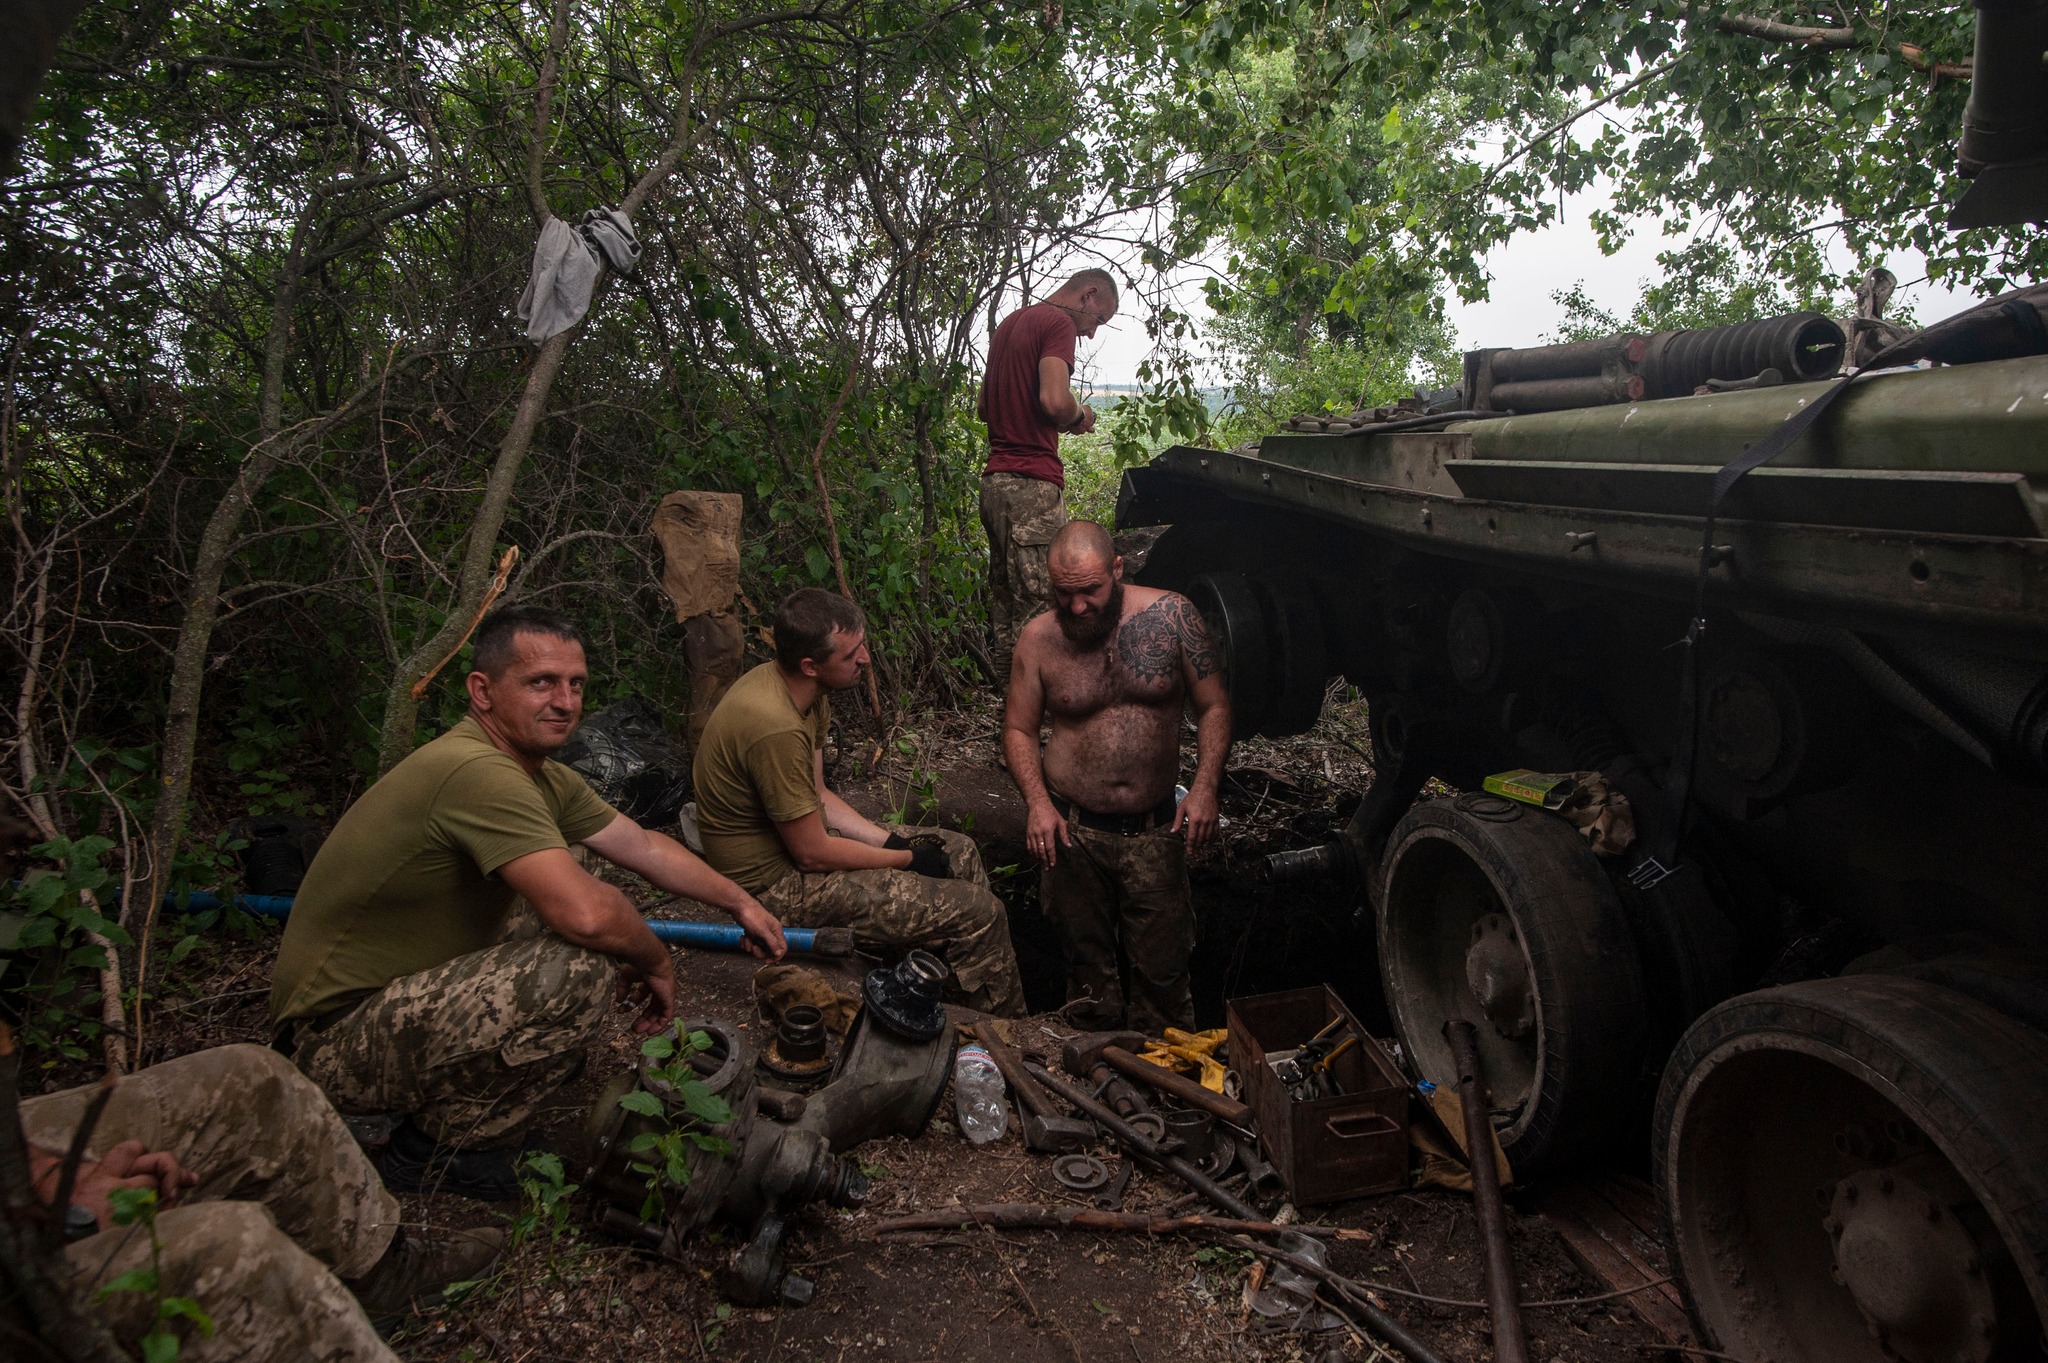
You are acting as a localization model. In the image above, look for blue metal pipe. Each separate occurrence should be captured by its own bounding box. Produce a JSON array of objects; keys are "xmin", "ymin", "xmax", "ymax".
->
[{"xmin": 171, "ymin": 891, "xmax": 837, "ymax": 954}]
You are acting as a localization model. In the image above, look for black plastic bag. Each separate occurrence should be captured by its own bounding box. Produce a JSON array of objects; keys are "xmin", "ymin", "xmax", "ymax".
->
[{"xmin": 557, "ymin": 695, "xmax": 692, "ymax": 828}]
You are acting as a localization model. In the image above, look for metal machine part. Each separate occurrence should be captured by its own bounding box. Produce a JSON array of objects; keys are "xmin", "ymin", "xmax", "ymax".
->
[
  {"xmin": 1445, "ymin": 1019, "xmax": 1531, "ymax": 1363},
  {"xmin": 1052, "ymin": 1153, "xmax": 1111, "ymax": 1193},
  {"xmin": 584, "ymin": 957, "xmax": 955, "ymax": 1305},
  {"xmin": 1658, "ymin": 975, "xmax": 2048, "ymax": 1363},
  {"xmin": 862, "ymin": 950, "xmax": 949, "ymax": 1041},
  {"xmin": 759, "ymin": 1003, "xmax": 833, "ymax": 1089},
  {"xmin": 1465, "ymin": 313, "xmax": 1846, "ymax": 414}
]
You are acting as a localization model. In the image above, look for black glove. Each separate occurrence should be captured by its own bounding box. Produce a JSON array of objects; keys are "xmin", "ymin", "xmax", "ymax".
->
[
  {"xmin": 906, "ymin": 840, "xmax": 953, "ymax": 880},
  {"xmin": 883, "ymin": 831, "xmax": 912, "ymax": 852}
]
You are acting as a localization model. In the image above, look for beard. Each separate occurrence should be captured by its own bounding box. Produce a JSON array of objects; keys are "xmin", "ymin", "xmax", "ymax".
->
[{"xmin": 1056, "ymin": 580, "xmax": 1124, "ymax": 648}]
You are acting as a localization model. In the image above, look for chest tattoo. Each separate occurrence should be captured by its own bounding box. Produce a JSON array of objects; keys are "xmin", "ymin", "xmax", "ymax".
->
[{"xmin": 1113, "ymin": 595, "xmax": 1222, "ymax": 685}]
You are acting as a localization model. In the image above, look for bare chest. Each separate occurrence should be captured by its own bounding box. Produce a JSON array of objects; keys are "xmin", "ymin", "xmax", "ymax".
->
[{"xmin": 1042, "ymin": 628, "xmax": 1183, "ymax": 719}]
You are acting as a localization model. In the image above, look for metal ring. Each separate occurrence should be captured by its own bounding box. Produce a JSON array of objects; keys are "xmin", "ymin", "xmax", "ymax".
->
[
  {"xmin": 1454, "ymin": 792, "xmax": 1523, "ymax": 822},
  {"xmin": 1128, "ymin": 1112, "xmax": 1168, "ymax": 1145},
  {"xmin": 1052, "ymin": 1154, "xmax": 1111, "ymax": 1192}
]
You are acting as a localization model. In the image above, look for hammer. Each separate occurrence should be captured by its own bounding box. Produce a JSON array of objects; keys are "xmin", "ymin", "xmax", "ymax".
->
[
  {"xmin": 1063, "ymin": 1031, "xmax": 1253, "ymax": 1130},
  {"xmin": 972, "ymin": 1022, "xmax": 1094, "ymax": 1154},
  {"xmin": 1057, "ymin": 1030, "xmax": 1154, "ymax": 1121}
]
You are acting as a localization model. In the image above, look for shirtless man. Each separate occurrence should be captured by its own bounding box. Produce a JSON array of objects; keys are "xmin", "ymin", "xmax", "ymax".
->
[{"xmin": 1002, "ymin": 520, "xmax": 1231, "ymax": 1032}]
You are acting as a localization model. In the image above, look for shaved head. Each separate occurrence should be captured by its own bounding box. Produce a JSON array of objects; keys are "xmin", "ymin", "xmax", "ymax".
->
[{"xmin": 1048, "ymin": 520, "xmax": 1115, "ymax": 571}]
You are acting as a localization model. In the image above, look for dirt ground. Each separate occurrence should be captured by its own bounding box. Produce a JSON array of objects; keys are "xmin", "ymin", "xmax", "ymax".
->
[{"xmin": 119, "ymin": 693, "xmax": 1681, "ymax": 1363}]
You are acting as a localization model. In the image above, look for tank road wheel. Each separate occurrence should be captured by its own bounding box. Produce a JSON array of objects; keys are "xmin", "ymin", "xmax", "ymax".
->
[
  {"xmin": 1187, "ymin": 572, "xmax": 1274, "ymax": 733},
  {"xmin": 1657, "ymin": 976, "xmax": 2048, "ymax": 1363},
  {"xmin": 1258, "ymin": 577, "xmax": 1328, "ymax": 738},
  {"xmin": 1378, "ymin": 795, "xmax": 1647, "ymax": 1171}
]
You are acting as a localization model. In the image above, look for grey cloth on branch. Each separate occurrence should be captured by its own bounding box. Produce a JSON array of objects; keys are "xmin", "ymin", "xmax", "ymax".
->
[{"xmin": 515, "ymin": 209, "xmax": 641, "ymax": 343}]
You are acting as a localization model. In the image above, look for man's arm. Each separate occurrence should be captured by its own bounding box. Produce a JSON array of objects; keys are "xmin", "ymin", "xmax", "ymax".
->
[
  {"xmin": 583, "ymin": 814, "xmax": 786, "ymax": 960},
  {"xmin": 1036, "ymin": 356, "xmax": 1093, "ymax": 434},
  {"xmin": 1168, "ymin": 595, "xmax": 1232, "ymax": 850},
  {"xmin": 28, "ymin": 1140, "xmax": 198, "ymax": 1232},
  {"xmin": 775, "ymin": 810, "xmax": 913, "ymax": 873},
  {"xmin": 496, "ymin": 846, "xmax": 679, "ymax": 1033},
  {"xmin": 815, "ymin": 750, "xmax": 894, "ymax": 847},
  {"xmin": 1001, "ymin": 635, "xmax": 1071, "ymax": 866}
]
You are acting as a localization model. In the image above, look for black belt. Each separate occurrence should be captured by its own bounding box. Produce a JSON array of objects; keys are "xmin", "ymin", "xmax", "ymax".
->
[{"xmin": 1049, "ymin": 790, "xmax": 1177, "ymax": 837}]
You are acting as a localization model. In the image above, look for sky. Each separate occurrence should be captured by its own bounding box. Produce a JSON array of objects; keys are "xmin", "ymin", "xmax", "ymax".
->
[{"xmin": 1074, "ymin": 179, "xmax": 1980, "ymax": 390}]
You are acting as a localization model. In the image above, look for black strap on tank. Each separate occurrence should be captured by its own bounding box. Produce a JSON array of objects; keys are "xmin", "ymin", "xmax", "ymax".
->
[{"xmin": 1643, "ymin": 285, "xmax": 2048, "ymax": 884}]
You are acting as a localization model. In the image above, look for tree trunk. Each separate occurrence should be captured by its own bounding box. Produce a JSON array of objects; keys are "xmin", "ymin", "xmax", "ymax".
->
[
  {"xmin": 138, "ymin": 215, "xmax": 309, "ymax": 999},
  {"xmin": 375, "ymin": 327, "xmax": 573, "ymax": 772}
]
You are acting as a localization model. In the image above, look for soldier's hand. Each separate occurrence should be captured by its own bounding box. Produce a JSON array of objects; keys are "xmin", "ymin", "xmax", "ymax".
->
[
  {"xmin": 906, "ymin": 840, "xmax": 952, "ymax": 880},
  {"xmin": 731, "ymin": 898, "xmax": 787, "ymax": 961},
  {"xmin": 1173, "ymin": 786, "xmax": 1221, "ymax": 851},
  {"xmin": 1026, "ymin": 800, "xmax": 1071, "ymax": 867},
  {"xmin": 68, "ymin": 1140, "xmax": 199, "ymax": 1229},
  {"xmin": 617, "ymin": 963, "xmax": 678, "ymax": 1036},
  {"xmin": 1071, "ymin": 404, "xmax": 1098, "ymax": 435}
]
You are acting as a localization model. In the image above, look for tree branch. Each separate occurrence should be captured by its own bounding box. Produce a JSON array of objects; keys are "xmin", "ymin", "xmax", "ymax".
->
[{"xmin": 1716, "ymin": 12, "xmax": 1861, "ymax": 48}]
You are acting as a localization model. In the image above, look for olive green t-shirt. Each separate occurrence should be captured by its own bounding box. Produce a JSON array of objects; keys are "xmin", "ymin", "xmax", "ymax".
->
[
  {"xmin": 268, "ymin": 716, "xmax": 619, "ymax": 1026},
  {"xmin": 691, "ymin": 662, "xmax": 830, "ymax": 894}
]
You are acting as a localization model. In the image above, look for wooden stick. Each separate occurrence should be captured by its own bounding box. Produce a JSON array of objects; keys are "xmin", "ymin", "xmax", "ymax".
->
[
  {"xmin": 410, "ymin": 544, "xmax": 519, "ymax": 700},
  {"xmin": 872, "ymin": 1203, "xmax": 1366, "ymax": 1241}
]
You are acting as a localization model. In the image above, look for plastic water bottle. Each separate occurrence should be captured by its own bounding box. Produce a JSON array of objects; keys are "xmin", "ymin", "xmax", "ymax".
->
[{"xmin": 952, "ymin": 1045, "xmax": 1008, "ymax": 1145}]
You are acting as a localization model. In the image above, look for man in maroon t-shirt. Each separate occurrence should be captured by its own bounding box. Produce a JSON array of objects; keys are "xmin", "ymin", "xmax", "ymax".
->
[{"xmin": 976, "ymin": 268, "xmax": 1119, "ymax": 674}]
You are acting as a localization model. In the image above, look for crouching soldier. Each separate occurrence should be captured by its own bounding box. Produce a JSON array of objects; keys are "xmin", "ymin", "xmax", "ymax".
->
[
  {"xmin": 15, "ymin": 1043, "xmax": 498, "ymax": 1361},
  {"xmin": 692, "ymin": 589, "xmax": 1026, "ymax": 1016},
  {"xmin": 269, "ymin": 605, "xmax": 785, "ymax": 1200}
]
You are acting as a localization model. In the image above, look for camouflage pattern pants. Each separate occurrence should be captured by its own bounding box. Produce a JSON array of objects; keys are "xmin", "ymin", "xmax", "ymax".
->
[
  {"xmin": 294, "ymin": 930, "xmax": 613, "ymax": 1148},
  {"xmin": 760, "ymin": 827, "xmax": 1026, "ymax": 1016},
  {"xmin": 1041, "ymin": 822, "xmax": 1196, "ymax": 1035},
  {"xmin": 978, "ymin": 471, "xmax": 1067, "ymax": 671},
  {"xmin": 21, "ymin": 1044, "xmax": 400, "ymax": 1363}
]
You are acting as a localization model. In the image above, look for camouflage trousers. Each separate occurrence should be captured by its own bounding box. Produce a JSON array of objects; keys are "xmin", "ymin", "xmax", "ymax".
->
[
  {"xmin": 293, "ymin": 930, "xmax": 613, "ymax": 1148},
  {"xmin": 759, "ymin": 826, "xmax": 1026, "ymax": 1016},
  {"xmin": 1041, "ymin": 821, "xmax": 1197, "ymax": 1035},
  {"xmin": 978, "ymin": 471, "xmax": 1067, "ymax": 672},
  {"xmin": 21, "ymin": 1044, "xmax": 400, "ymax": 1363}
]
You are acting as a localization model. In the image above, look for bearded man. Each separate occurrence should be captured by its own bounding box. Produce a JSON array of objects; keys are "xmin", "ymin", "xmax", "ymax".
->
[{"xmin": 1000, "ymin": 520, "xmax": 1231, "ymax": 1032}]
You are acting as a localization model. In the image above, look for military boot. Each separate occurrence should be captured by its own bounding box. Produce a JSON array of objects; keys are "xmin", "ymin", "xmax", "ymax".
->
[
  {"xmin": 348, "ymin": 1225, "xmax": 506, "ymax": 1325},
  {"xmin": 378, "ymin": 1117, "xmax": 529, "ymax": 1202}
]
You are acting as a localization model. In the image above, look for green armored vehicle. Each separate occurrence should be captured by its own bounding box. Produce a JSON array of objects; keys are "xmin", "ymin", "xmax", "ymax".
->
[{"xmin": 1118, "ymin": 12, "xmax": 2048, "ymax": 1359}]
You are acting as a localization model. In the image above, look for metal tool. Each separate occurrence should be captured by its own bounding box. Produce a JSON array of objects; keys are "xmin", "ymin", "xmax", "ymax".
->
[
  {"xmin": 1025, "ymin": 1060, "xmax": 1444, "ymax": 1363},
  {"xmin": 1062, "ymin": 1031, "xmax": 1255, "ymax": 1128},
  {"xmin": 972, "ymin": 1021, "xmax": 1093, "ymax": 1153},
  {"xmin": 1445, "ymin": 1018, "xmax": 1530, "ymax": 1363},
  {"xmin": 1053, "ymin": 1032, "xmax": 1154, "ymax": 1123}
]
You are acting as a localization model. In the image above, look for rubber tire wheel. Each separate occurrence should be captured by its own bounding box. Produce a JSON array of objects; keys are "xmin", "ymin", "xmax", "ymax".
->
[
  {"xmin": 1257, "ymin": 577, "xmax": 1328, "ymax": 738},
  {"xmin": 1656, "ymin": 974, "xmax": 2048, "ymax": 1362},
  {"xmin": 1186, "ymin": 571, "xmax": 1272, "ymax": 735},
  {"xmin": 1379, "ymin": 796, "xmax": 1648, "ymax": 1172}
]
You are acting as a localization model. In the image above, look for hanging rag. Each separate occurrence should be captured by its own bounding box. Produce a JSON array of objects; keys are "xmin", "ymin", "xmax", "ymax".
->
[
  {"xmin": 581, "ymin": 207, "xmax": 641, "ymax": 273},
  {"xmin": 517, "ymin": 215, "xmax": 600, "ymax": 343},
  {"xmin": 514, "ymin": 208, "xmax": 642, "ymax": 343}
]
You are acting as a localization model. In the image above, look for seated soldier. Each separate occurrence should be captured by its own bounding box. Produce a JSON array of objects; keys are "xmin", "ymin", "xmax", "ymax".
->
[
  {"xmin": 269, "ymin": 604, "xmax": 785, "ymax": 1200},
  {"xmin": 16, "ymin": 1042, "xmax": 497, "ymax": 1362},
  {"xmin": 692, "ymin": 589, "xmax": 1025, "ymax": 1016}
]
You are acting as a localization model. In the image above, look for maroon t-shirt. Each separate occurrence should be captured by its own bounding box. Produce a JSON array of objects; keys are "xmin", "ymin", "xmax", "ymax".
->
[{"xmin": 981, "ymin": 302, "xmax": 1078, "ymax": 487}]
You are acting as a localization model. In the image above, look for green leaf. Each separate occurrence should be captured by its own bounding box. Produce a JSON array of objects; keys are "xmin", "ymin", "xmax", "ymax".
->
[
  {"xmin": 618, "ymin": 1090, "xmax": 664, "ymax": 1117},
  {"xmin": 675, "ymin": 1084, "xmax": 734, "ymax": 1126},
  {"xmin": 159, "ymin": 1297, "xmax": 216, "ymax": 1337},
  {"xmin": 108, "ymin": 1186, "xmax": 157, "ymax": 1225},
  {"xmin": 97, "ymin": 1268, "xmax": 160, "ymax": 1298},
  {"xmin": 639, "ymin": 1034, "xmax": 675, "ymax": 1060},
  {"xmin": 141, "ymin": 1329, "xmax": 180, "ymax": 1363}
]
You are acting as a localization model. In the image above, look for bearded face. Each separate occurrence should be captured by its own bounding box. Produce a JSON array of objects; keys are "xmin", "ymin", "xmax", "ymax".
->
[{"xmin": 1056, "ymin": 577, "xmax": 1124, "ymax": 647}]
